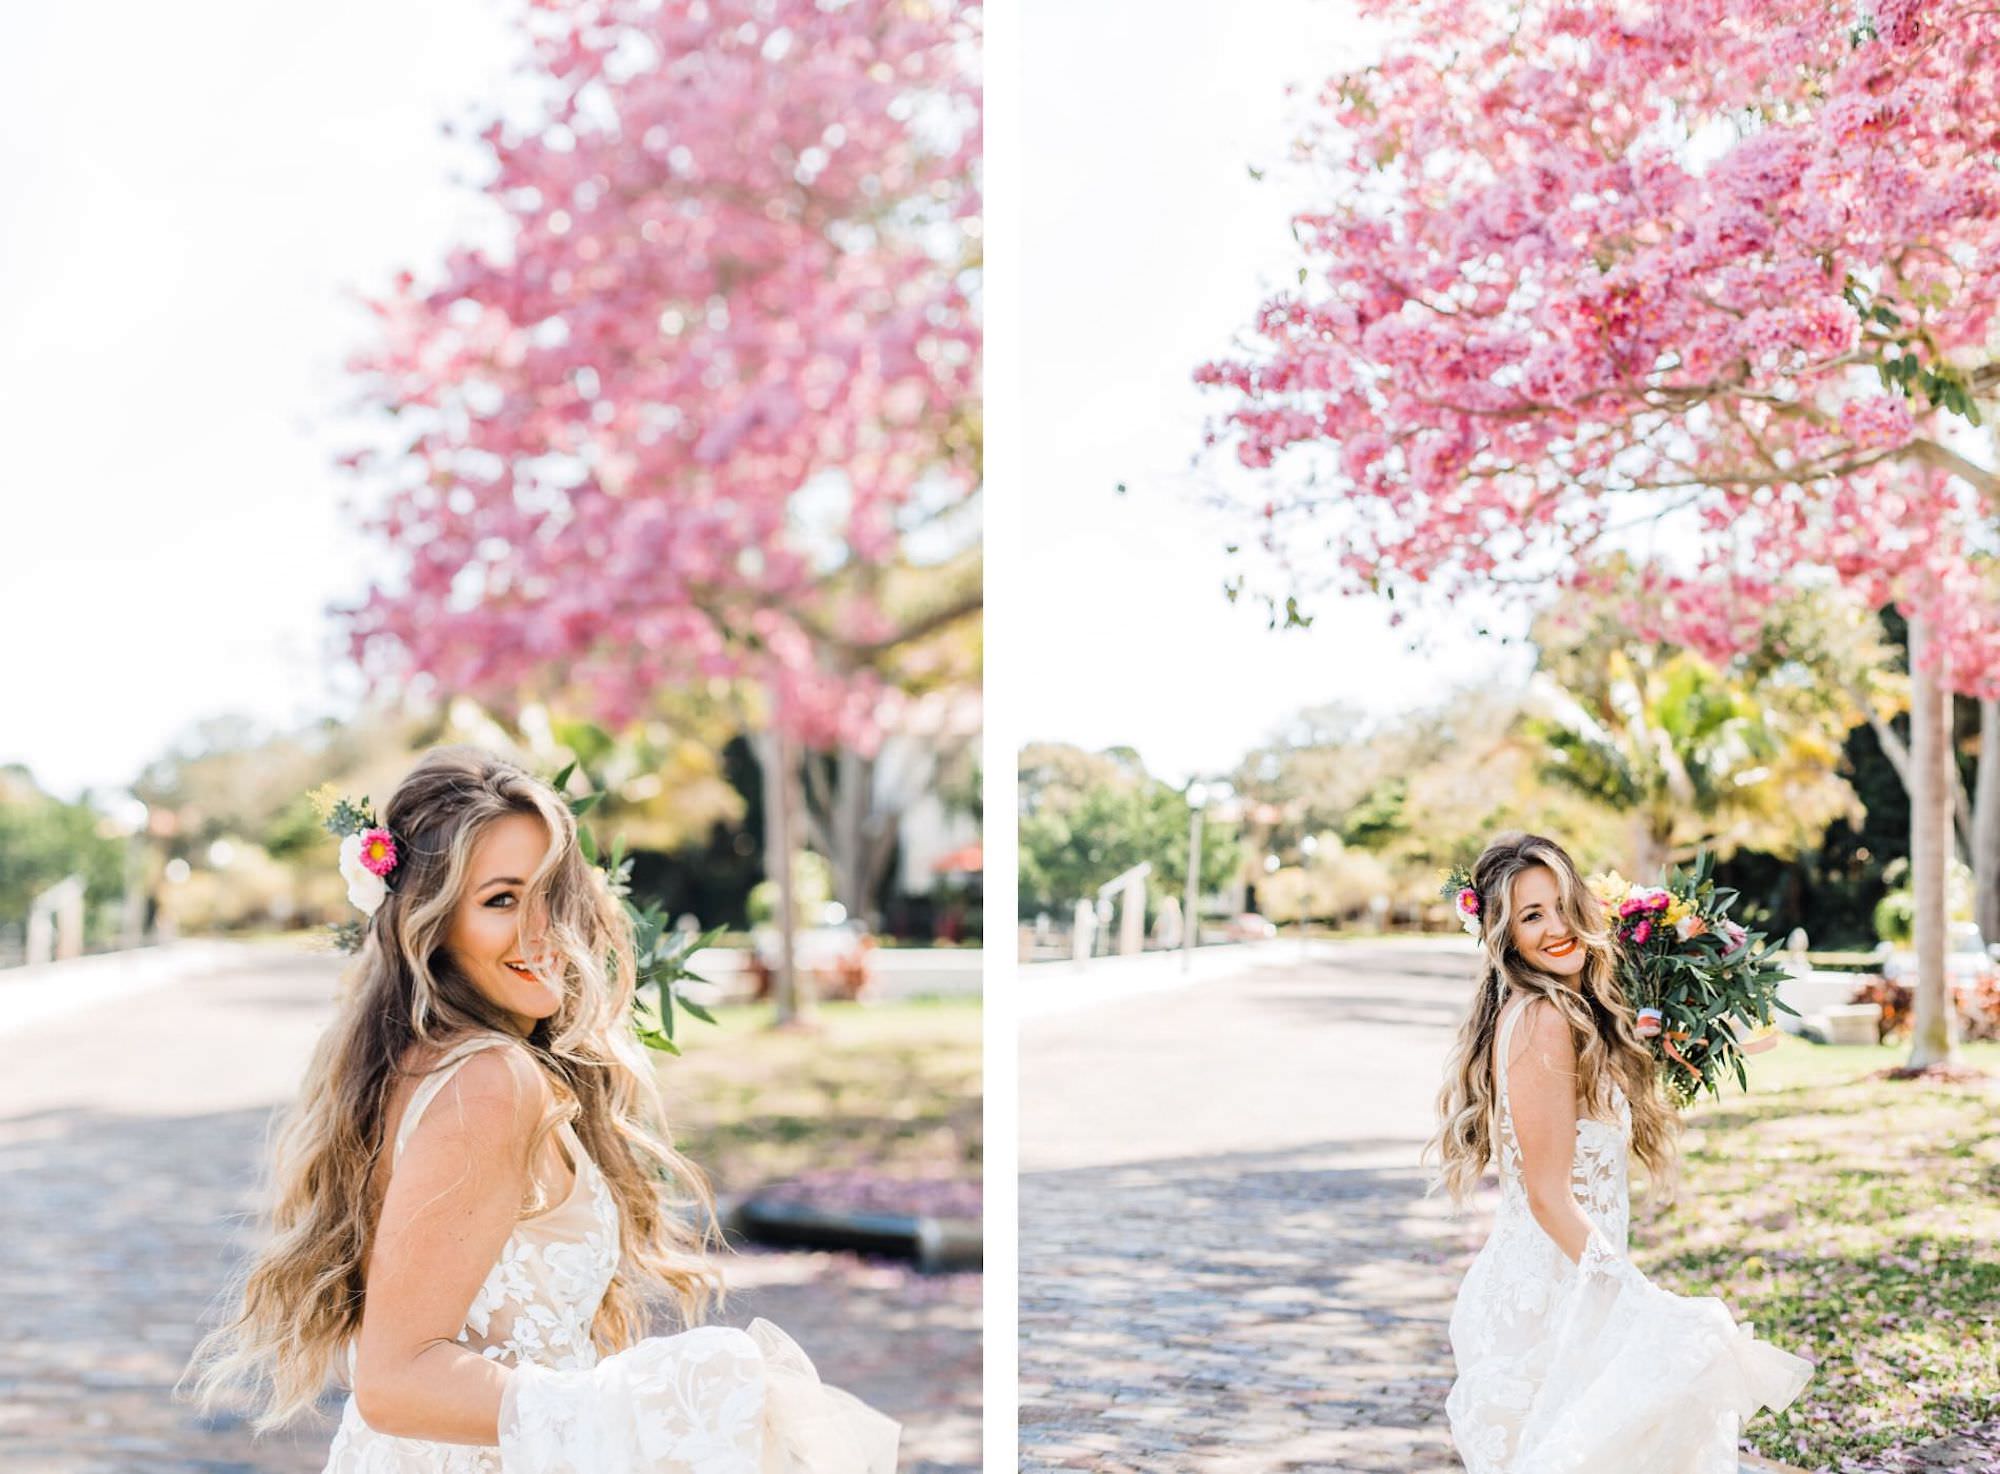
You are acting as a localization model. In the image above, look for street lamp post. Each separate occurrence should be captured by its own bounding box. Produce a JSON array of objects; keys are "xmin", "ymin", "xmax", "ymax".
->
[
  {"xmin": 1300, "ymin": 834, "xmax": 1319, "ymax": 956},
  {"xmin": 1183, "ymin": 782, "xmax": 1208, "ymax": 972}
]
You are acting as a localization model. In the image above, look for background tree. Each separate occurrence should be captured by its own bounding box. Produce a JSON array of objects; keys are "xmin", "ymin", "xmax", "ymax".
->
[
  {"xmin": 1018, "ymin": 743, "xmax": 1240, "ymax": 923},
  {"xmin": 1524, "ymin": 566, "xmax": 1862, "ymax": 875},
  {"xmin": 1230, "ymin": 690, "xmax": 1626, "ymax": 888},
  {"xmin": 338, "ymin": 0, "xmax": 982, "ymax": 1021},
  {"xmin": 0, "ymin": 767, "xmax": 124, "ymax": 943},
  {"xmin": 800, "ymin": 546, "xmax": 982, "ymax": 927},
  {"xmin": 1196, "ymin": 0, "xmax": 2000, "ymax": 1071}
]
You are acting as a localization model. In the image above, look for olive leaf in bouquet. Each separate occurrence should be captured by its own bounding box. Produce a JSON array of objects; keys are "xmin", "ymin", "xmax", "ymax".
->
[
  {"xmin": 1589, "ymin": 851, "xmax": 1799, "ymax": 1108},
  {"xmin": 552, "ymin": 761, "xmax": 723, "ymax": 1056}
]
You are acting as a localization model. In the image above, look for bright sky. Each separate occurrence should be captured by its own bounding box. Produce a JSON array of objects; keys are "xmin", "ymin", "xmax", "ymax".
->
[
  {"xmin": 0, "ymin": 2, "xmax": 1550, "ymax": 802},
  {"xmin": 1019, "ymin": 0, "xmax": 1535, "ymax": 785},
  {"xmin": 0, "ymin": 0, "xmax": 525, "ymax": 802}
]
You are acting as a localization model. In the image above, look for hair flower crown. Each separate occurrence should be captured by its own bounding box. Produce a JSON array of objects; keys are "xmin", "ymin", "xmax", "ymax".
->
[
  {"xmin": 1439, "ymin": 864, "xmax": 1480, "ymax": 937},
  {"xmin": 309, "ymin": 785, "xmax": 400, "ymax": 946}
]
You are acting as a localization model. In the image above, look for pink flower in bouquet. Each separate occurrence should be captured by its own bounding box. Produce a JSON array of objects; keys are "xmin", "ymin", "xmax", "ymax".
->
[{"xmin": 1631, "ymin": 918, "xmax": 1653, "ymax": 945}]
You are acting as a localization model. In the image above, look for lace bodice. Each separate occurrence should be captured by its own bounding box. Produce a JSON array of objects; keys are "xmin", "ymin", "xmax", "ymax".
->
[
  {"xmin": 1491, "ymin": 994, "xmax": 1633, "ymax": 1251},
  {"xmin": 1450, "ymin": 996, "xmax": 1632, "ymax": 1378},
  {"xmin": 323, "ymin": 1035, "xmax": 620, "ymax": 1472}
]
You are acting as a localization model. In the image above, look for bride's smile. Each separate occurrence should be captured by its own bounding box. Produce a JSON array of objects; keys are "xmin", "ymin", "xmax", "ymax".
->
[{"xmin": 1507, "ymin": 866, "xmax": 1590, "ymax": 978}]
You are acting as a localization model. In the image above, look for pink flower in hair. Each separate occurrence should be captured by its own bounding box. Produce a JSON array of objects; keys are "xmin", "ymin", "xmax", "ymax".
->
[{"xmin": 357, "ymin": 827, "xmax": 399, "ymax": 877}]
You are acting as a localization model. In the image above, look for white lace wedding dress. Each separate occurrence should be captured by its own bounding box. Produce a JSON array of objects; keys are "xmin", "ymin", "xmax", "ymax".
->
[
  {"xmin": 323, "ymin": 1034, "xmax": 898, "ymax": 1473},
  {"xmin": 1446, "ymin": 994, "xmax": 1812, "ymax": 1474}
]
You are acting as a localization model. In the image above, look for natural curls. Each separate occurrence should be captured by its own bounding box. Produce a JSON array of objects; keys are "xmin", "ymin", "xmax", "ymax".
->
[
  {"xmin": 1421, "ymin": 832, "xmax": 1681, "ymax": 1215},
  {"xmin": 179, "ymin": 746, "xmax": 723, "ymax": 1429}
]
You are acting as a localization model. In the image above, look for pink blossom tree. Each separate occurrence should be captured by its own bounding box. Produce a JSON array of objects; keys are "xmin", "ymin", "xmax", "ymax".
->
[
  {"xmin": 1197, "ymin": 0, "xmax": 2000, "ymax": 1070},
  {"xmin": 338, "ymin": 0, "xmax": 981, "ymax": 1021}
]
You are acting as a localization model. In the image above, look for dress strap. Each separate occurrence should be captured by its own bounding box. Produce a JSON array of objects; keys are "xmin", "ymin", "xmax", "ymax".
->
[
  {"xmin": 391, "ymin": 1034, "xmax": 520, "ymax": 1167},
  {"xmin": 1495, "ymin": 995, "xmax": 1533, "ymax": 1093},
  {"xmin": 1493, "ymin": 993, "xmax": 1539, "ymax": 1134}
]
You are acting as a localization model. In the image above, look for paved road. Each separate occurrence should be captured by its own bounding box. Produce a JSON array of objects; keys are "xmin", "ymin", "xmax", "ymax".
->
[
  {"xmin": 1019, "ymin": 938, "xmax": 1490, "ymax": 1474},
  {"xmin": 0, "ymin": 943, "xmax": 977, "ymax": 1473},
  {"xmin": 1018, "ymin": 940, "xmax": 2000, "ymax": 1474}
]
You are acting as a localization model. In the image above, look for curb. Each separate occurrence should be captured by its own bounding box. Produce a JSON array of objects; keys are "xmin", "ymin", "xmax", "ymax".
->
[{"xmin": 717, "ymin": 1194, "xmax": 981, "ymax": 1273}]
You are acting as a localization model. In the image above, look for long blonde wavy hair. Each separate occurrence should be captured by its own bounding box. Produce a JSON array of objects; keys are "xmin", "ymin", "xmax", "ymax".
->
[
  {"xmin": 180, "ymin": 744, "xmax": 722, "ymax": 1429},
  {"xmin": 1423, "ymin": 832, "xmax": 1680, "ymax": 1214}
]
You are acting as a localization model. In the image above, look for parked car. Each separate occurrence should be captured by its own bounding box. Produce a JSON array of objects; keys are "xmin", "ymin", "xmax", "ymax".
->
[
  {"xmin": 1877, "ymin": 922, "xmax": 1998, "ymax": 989},
  {"xmin": 1222, "ymin": 912, "xmax": 1278, "ymax": 942}
]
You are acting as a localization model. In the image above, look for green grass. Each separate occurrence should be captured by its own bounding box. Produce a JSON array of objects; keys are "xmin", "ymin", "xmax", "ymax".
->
[
  {"xmin": 1632, "ymin": 1034, "xmax": 2000, "ymax": 1469},
  {"xmin": 642, "ymin": 997, "xmax": 982, "ymax": 1200}
]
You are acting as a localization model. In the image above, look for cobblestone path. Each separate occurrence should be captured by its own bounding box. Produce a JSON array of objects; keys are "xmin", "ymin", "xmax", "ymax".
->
[
  {"xmin": 1020, "ymin": 940, "xmax": 1484, "ymax": 1473},
  {"xmin": 0, "ymin": 943, "xmax": 977, "ymax": 1473}
]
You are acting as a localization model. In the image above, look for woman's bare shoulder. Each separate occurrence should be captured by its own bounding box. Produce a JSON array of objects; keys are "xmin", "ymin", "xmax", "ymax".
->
[
  {"xmin": 385, "ymin": 1035, "xmax": 553, "ymax": 1154},
  {"xmin": 1503, "ymin": 995, "xmax": 1578, "ymax": 1074}
]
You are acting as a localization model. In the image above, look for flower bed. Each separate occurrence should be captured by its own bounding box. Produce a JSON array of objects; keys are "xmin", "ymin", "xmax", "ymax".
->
[{"xmin": 1846, "ymin": 975, "xmax": 2000, "ymax": 1043}]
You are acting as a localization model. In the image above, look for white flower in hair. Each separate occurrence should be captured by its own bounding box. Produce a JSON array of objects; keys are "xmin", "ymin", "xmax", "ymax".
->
[{"xmin": 339, "ymin": 831, "xmax": 390, "ymax": 917}]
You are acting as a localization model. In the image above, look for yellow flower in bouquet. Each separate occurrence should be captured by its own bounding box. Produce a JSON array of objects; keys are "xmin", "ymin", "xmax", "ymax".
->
[{"xmin": 1586, "ymin": 870, "xmax": 1632, "ymax": 909}]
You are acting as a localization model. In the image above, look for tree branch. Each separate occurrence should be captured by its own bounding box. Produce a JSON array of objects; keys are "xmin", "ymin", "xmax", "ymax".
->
[
  {"xmin": 802, "ymin": 586, "xmax": 984, "ymax": 663},
  {"xmin": 1906, "ymin": 437, "xmax": 2000, "ymax": 506}
]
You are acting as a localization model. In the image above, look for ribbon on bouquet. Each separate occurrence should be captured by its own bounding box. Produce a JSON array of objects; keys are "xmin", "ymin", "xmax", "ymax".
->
[
  {"xmin": 1662, "ymin": 1028, "xmax": 1706, "ymax": 1079},
  {"xmin": 1635, "ymin": 1007, "xmax": 1701, "ymax": 1077}
]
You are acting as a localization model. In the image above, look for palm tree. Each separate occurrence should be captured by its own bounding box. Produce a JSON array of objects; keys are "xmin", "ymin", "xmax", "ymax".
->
[{"xmin": 1526, "ymin": 650, "xmax": 1856, "ymax": 879}]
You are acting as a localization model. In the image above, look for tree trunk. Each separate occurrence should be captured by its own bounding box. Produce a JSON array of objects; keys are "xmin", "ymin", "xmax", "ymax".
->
[
  {"xmin": 803, "ymin": 747, "xmax": 902, "ymax": 930},
  {"xmin": 754, "ymin": 728, "xmax": 805, "ymax": 1026},
  {"xmin": 1632, "ymin": 812, "xmax": 1669, "ymax": 881},
  {"xmin": 802, "ymin": 729, "xmax": 974, "ymax": 931},
  {"xmin": 1859, "ymin": 689, "xmax": 1974, "ymax": 865},
  {"xmin": 833, "ymin": 748, "xmax": 871, "ymax": 920},
  {"xmin": 1905, "ymin": 618, "xmax": 1957, "ymax": 1069},
  {"xmin": 1975, "ymin": 698, "xmax": 2000, "ymax": 947}
]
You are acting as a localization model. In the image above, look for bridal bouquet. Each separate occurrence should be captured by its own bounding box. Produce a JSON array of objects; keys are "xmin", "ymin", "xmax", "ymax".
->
[{"xmin": 1587, "ymin": 853, "xmax": 1797, "ymax": 1108}]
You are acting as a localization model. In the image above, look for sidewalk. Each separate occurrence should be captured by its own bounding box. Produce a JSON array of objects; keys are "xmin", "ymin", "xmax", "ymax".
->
[
  {"xmin": 1017, "ymin": 940, "xmax": 1278, "ymax": 1020},
  {"xmin": 0, "ymin": 940, "xmax": 247, "ymax": 1038}
]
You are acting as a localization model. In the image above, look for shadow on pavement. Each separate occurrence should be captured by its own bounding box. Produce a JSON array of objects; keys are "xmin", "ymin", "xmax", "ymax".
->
[
  {"xmin": 1020, "ymin": 1134, "xmax": 1480, "ymax": 1474},
  {"xmin": 0, "ymin": 1101, "xmax": 978, "ymax": 1474}
]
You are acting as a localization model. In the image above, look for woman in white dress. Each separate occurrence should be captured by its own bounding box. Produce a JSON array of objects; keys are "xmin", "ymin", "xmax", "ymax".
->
[
  {"xmin": 1426, "ymin": 832, "xmax": 1812, "ymax": 1474},
  {"xmin": 180, "ymin": 745, "xmax": 897, "ymax": 1472}
]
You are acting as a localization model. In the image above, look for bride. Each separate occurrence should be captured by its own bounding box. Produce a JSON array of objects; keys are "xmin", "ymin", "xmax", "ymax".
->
[
  {"xmin": 180, "ymin": 745, "xmax": 897, "ymax": 1472},
  {"xmin": 1427, "ymin": 832, "xmax": 1812, "ymax": 1474}
]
